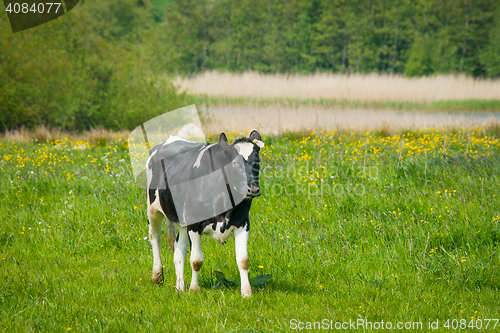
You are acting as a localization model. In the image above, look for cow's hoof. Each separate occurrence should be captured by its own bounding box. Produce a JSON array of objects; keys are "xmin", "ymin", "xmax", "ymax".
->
[
  {"xmin": 189, "ymin": 284, "xmax": 200, "ymax": 292},
  {"xmin": 151, "ymin": 266, "xmax": 163, "ymax": 284},
  {"xmin": 241, "ymin": 285, "xmax": 252, "ymax": 297},
  {"xmin": 175, "ymin": 282, "xmax": 185, "ymax": 292}
]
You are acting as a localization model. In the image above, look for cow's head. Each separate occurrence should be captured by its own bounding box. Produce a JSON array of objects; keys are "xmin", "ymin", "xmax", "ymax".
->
[{"xmin": 218, "ymin": 130, "xmax": 264, "ymax": 198}]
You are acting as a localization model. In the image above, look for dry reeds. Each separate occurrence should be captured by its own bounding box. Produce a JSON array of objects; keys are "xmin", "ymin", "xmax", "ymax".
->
[
  {"xmin": 177, "ymin": 72, "xmax": 500, "ymax": 102},
  {"xmin": 203, "ymin": 106, "xmax": 500, "ymax": 136},
  {"xmin": 1, "ymin": 126, "xmax": 129, "ymax": 143}
]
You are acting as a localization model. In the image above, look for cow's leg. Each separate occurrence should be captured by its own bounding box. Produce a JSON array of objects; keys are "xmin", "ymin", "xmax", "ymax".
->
[
  {"xmin": 234, "ymin": 226, "xmax": 252, "ymax": 297},
  {"xmin": 148, "ymin": 207, "xmax": 164, "ymax": 284},
  {"xmin": 188, "ymin": 231, "xmax": 204, "ymax": 291},
  {"xmin": 174, "ymin": 227, "xmax": 189, "ymax": 291}
]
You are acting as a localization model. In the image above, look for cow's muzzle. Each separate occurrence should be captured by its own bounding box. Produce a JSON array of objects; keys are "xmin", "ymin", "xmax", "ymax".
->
[{"xmin": 247, "ymin": 185, "xmax": 261, "ymax": 197}]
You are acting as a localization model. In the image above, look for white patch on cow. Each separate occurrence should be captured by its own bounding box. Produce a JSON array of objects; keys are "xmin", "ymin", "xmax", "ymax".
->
[
  {"xmin": 174, "ymin": 227, "xmax": 189, "ymax": 291},
  {"xmin": 252, "ymin": 139, "xmax": 265, "ymax": 148},
  {"xmin": 148, "ymin": 205, "xmax": 164, "ymax": 283},
  {"xmin": 193, "ymin": 143, "xmax": 217, "ymax": 168},
  {"xmin": 163, "ymin": 135, "xmax": 187, "ymax": 146},
  {"xmin": 149, "ymin": 189, "xmax": 165, "ymax": 215},
  {"xmin": 234, "ymin": 226, "xmax": 252, "ymax": 297},
  {"xmin": 188, "ymin": 230, "xmax": 204, "ymax": 291},
  {"xmin": 234, "ymin": 142, "xmax": 254, "ymax": 161},
  {"xmin": 146, "ymin": 150, "xmax": 165, "ymax": 220},
  {"xmin": 202, "ymin": 220, "xmax": 235, "ymax": 245}
]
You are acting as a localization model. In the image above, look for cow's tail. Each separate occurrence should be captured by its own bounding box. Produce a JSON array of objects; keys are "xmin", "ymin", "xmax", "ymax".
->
[{"xmin": 165, "ymin": 219, "xmax": 176, "ymax": 252}]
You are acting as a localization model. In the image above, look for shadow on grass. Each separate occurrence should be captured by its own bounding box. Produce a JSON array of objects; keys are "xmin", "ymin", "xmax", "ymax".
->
[
  {"xmin": 266, "ymin": 280, "xmax": 315, "ymax": 295},
  {"xmin": 199, "ymin": 275, "xmax": 314, "ymax": 295}
]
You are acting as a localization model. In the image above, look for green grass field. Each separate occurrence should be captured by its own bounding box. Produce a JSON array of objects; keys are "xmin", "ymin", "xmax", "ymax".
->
[
  {"xmin": 192, "ymin": 95, "xmax": 500, "ymax": 112},
  {"xmin": 1, "ymin": 129, "xmax": 500, "ymax": 332}
]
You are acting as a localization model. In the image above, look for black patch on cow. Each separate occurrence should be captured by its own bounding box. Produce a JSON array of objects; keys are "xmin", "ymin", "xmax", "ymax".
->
[
  {"xmin": 206, "ymin": 146, "xmax": 236, "ymax": 207},
  {"xmin": 147, "ymin": 146, "xmax": 162, "ymax": 205},
  {"xmin": 219, "ymin": 219, "xmax": 227, "ymax": 233},
  {"xmin": 228, "ymin": 198, "xmax": 252, "ymax": 229},
  {"xmin": 233, "ymin": 137, "xmax": 261, "ymax": 191},
  {"xmin": 188, "ymin": 215, "xmax": 220, "ymax": 234},
  {"xmin": 182, "ymin": 198, "xmax": 252, "ymax": 236},
  {"xmin": 149, "ymin": 189, "xmax": 156, "ymax": 205},
  {"xmin": 160, "ymin": 159, "xmax": 168, "ymax": 190},
  {"xmin": 151, "ymin": 139, "xmax": 244, "ymax": 225},
  {"xmin": 207, "ymin": 143, "xmax": 216, "ymax": 170}
]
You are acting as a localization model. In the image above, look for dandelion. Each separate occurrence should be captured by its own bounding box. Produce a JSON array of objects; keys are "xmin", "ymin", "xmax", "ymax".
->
[{"xmin": 258, "ymin": 265, "xmax": 264, "ymax": 269}]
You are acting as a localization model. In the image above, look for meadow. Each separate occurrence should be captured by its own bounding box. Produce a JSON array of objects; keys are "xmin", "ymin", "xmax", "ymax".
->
[
  {"xmin": 192, "ymin": 95, "xmax": 500, "ymax": 113},
  {"xmin": 1, "ymin": 128, "xmax": 500, "ymax": 332}
]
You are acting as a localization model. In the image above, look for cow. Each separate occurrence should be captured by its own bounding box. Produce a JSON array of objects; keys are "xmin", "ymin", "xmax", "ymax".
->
[{"xmin": 145, "ymin": 130, "xmax": 264, "ymax": 297}]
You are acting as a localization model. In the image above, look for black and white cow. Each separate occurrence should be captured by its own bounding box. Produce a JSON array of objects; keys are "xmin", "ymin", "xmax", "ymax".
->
[{"xmin": 145, "ymin": 130, "xmax": 264, "ymax": 297}]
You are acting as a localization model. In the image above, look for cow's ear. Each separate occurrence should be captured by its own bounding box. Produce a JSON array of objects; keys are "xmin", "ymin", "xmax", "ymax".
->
[
  {"xmin": 249, "ymin": 130, "xmax": 264, "ymax": 148},
  {"xmin": 249, "ymin": 130, "xmax": 262, "ymax": 141},
  {"xmin": 219, "ymin": 132, "xmax": 230, "ymax": 150}
]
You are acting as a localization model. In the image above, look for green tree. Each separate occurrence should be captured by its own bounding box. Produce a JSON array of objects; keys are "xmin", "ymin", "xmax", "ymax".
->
[
  {"xmin": 0, "ymin": 0, "xmax": 190, "ymax": 131},
  {"xmin": 480, "ymin": 5, "xmax": 500, "ymax": 77}
]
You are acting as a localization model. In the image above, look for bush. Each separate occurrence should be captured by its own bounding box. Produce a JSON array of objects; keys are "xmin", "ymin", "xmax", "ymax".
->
[{"xmin": 0, "ymin": 0, "xmax": 192, "ymax": 132}]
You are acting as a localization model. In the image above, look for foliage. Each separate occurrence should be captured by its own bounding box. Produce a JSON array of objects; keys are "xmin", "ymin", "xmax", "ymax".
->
[
  {"xmin": 0, "ymin": 0, "xmax": 191, "ymax": 132},
  {"xmin": 155, "ymin": 0, "xmax": 500, "ymax": 77},
  {"xmin": 1, "ymin": 128, "xmax": 500, "ymax": 331},
  {"xmin": 479, "ymin": 7, "xmax": 500, "ymax": 77}
]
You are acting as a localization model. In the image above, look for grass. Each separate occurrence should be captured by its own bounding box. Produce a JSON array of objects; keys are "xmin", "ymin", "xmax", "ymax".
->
[
  {"xmin": 192, "ymin": 94, "xmax": 500, "ymax": 112},
  {"xmin": 1, "ymin": 128, "xmax": 500, "ymax": 332}
]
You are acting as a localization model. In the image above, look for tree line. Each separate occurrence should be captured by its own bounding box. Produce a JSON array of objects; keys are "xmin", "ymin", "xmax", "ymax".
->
[{"xmin": 158, "ymin": 0, "xmax": 500, "ymax": 77}]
